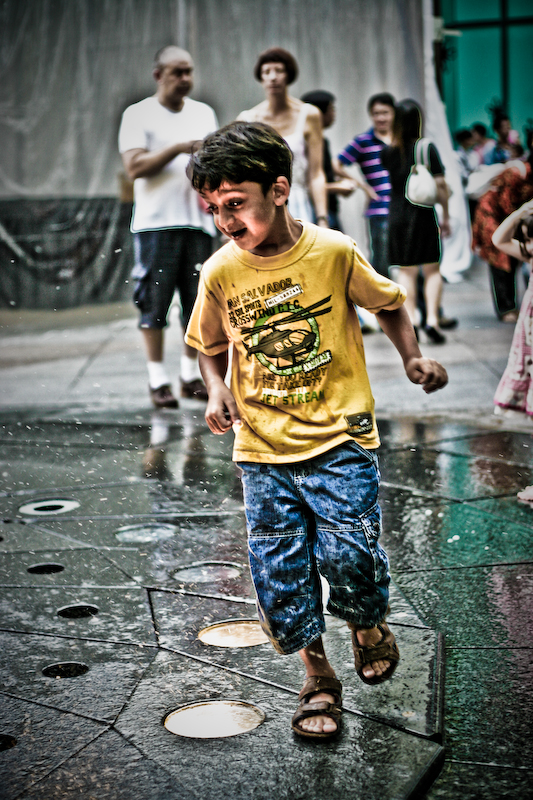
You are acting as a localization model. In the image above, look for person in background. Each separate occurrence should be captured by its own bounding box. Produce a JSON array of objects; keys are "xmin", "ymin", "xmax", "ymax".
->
[
  {"xmin": 490, "ymin": 197, "xmax": 533, "ymax": 518},
  {"xmin": 486, "ymin": 110, "xmax": 521, "ymax": 165},
  {"xmin": 492, "ymin": 199, "xmax": 533, "ymax": 426},
  {"xmin": 454, "ymin": 128, "xmax": 477, "ymax": 188},
  {"xmin": 381, "ymin": 99, "xmax": 451, "ymax": 344},
  {"xmin": 471, "ymin": 123, "xmax": 496, "ymax": 166},
  {"xmin": 300, "ymin": 90, "xmax": 358, "ymax": 231},
  {"xmin": 472, "ymin": 153, "xmax": 533, "ymax": 323},
  {"xmin": 455, "ymin": 127, "xmax": 479, "ymax": 221},
  {"xmin": 336, "ymin": 93, "xmax": 395, "ymax": 278},
  {"xmin": 237, "ymin": 47, "xmax": 328, "ymax": 226},
  {"xmin": 119, "ymin": 46, "xmax": 218, "ymax": 408}
]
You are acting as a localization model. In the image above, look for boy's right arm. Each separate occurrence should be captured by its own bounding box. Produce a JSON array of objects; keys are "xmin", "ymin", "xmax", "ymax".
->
[
  {"xmin": 198, "ymin": 352, "xmax": 242, "ymax": 435},
  {"xmin": 376, "ymin": 306, "xmax": 448, "ymax": 394}
]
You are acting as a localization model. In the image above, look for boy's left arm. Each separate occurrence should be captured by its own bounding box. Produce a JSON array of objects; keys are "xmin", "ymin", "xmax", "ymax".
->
[{"xmin": 375, "ymin": 306, "xmax": 448, "ymax": 394}]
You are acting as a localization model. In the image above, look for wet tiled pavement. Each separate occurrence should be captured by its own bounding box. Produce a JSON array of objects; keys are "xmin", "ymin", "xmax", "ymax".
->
[{"xmin": 0, "ymin": 259, "xmax": 532, "ymax": 798}]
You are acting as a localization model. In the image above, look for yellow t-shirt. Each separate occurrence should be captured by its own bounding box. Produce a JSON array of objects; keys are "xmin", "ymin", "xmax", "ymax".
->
[{"xmin": 185, "ymin": 223, "xmax": 406, "ymax": 463}]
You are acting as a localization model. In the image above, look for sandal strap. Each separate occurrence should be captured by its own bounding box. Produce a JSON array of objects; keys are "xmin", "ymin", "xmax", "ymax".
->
[
  {"xmin": 298, "ymin": 675, "xmax": 343, "ymax": 704},
  {"xmin": 353, "ymin": 624, "xmax": 400, "ymax": 667},
  {"xmin": 291, "ymin": 700, "xmax": 342, "ymax": 729}
]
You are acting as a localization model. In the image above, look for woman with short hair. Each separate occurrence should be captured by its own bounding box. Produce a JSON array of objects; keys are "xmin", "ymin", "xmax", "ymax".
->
[{"xmin": 238, "ymin": 48, "xmax": 328, "ymax": 226}]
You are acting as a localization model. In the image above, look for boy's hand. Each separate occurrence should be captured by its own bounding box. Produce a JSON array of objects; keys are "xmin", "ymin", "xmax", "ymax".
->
[
  {"xmin": 405, "ymin": 357, "xmax": 448, "ymax": 394},
  {"xmin": 204, "ymin": 382, "xmax": 241, "ymax": 435}
]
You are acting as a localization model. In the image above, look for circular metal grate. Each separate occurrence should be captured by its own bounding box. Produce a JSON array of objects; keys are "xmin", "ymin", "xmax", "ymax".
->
[
  {"xmin": 172, "ymin": 561, "xmax": 241, "ymax": 584},
  {"xmin": 57, "ymin": 603, "xmax": 99, "ymax": 619},
  {"xmin": 0, "ymin": 734, "xmax": 17, "ymax": 751},
  {"xmin": 198, "ymin": 620, "xmax": 269, "ymax": 648},
  {"xmin": 164, "ymin": 700, "xmax": 265, "ymax": 739},
  {"xmin": 42, "ymin": 662, "xmax": 89, "ymax": 679},
  {"xmin": 27, "ymin": 563, "xmax": 65, "ymax": 575},
  {"xmin": 19, "ymin": 499, "xmax": 80, "ymax": 516},
  {"xmin": 114, "ymin": 523, "xmax": 178, "ymax": 543}
]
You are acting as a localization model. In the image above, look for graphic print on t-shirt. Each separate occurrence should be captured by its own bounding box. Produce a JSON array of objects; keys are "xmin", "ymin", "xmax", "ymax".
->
[
  {"xmin": 239, "ymin": 287, "xmax": 332, "ymax": 376},
  {"xmin": 225, "ymin": 277, "xmax": 339, "ymax": 409}
]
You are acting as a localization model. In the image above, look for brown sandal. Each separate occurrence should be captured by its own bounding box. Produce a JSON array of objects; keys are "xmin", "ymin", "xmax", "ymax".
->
[
  {"xmin": 291, "ymin": 675, "xmax": 342, "ymax": 740},
  {"xmin": 348, "ymin": 621, "xmax": 400, "ymax": 685}
]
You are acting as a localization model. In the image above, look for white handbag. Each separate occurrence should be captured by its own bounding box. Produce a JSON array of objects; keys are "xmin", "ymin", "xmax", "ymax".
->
[{"xmin": 405, "ymin": 138, "xmax": 438, "ymax": 207}]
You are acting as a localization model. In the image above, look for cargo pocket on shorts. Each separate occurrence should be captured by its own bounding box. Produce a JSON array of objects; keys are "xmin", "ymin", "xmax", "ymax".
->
[{"xmin": 360, "ymin": 503, "xmax": 389, "ymax": 584}]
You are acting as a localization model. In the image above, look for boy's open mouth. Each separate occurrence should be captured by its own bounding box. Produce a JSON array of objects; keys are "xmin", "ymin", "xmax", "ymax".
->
[{"xmin": 229, "ymin": 228, "xmax": 247, "ymax": 240}]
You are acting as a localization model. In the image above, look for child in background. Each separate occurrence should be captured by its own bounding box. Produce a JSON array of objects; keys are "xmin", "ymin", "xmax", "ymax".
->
[{"xmin": 492, "ymin": 199, "xmax": 533, "ymax": 503}]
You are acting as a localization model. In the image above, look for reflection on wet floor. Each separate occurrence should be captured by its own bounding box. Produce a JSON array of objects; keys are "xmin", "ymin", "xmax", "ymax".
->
[{"xmin": 0, "ymin": 410, "xmax": 531, "ymax": 798}]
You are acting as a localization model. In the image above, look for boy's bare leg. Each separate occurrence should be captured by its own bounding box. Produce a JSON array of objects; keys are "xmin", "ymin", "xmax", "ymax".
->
[
  {"xmin": 297, "ymin": 638, "xmax": 339, "ymax": 735},
  {"xmin": 297, "ymin": 627, "xmax": 391, "ymax": 733}
]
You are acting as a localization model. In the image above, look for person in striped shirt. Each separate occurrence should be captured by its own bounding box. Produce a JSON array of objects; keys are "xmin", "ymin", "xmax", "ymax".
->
[{"xmin": 336, "ymin": 93, "xmax": 395, "ymax": 278}]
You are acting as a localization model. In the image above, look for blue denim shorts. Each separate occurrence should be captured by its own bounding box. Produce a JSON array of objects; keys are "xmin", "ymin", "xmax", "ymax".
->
[{"xmin": 238, "ymin": 441, "xmax": 390, "ymax": 654}]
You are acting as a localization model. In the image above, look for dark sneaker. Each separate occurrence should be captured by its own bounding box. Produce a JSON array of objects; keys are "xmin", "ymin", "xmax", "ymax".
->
[
  {"xmin": 424, "ymin": 325, "xmax": 446, "ymax": 344},
  {"xmin": 438, "ymin": 316, "xmax": 458, "ymax": 330},
  {"xmin": 149, "ymin": 384, "xmax": 179, "ymax": 409},
  {"xmin": 180, "ymin": 379, "xmax": 208, "ymax": 400}
]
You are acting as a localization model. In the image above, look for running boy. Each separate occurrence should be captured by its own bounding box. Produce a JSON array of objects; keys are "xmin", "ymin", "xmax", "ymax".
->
[{"xmin": 185, "ymin": 122, "xmax": 448, "ymax": 740}]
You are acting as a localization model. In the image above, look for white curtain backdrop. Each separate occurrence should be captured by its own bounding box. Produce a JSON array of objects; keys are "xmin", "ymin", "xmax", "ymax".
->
[
  {"xmin": 1, "ymin": 0, "xmax": 425, "ymax": 208},
  {"xmin": 422, "ymin": 0, "xmax": 472, "ymax": 281},
  {"xmin": 1, "ymin": 0, "xmax": 472, "ymax": 277}
]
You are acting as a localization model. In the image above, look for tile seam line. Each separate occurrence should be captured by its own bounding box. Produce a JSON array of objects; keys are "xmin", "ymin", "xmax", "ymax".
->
[
  {"xmin": 441, "ymin": 758, "xmax": 533, "ymax": 771},
  {"xmin": 0, "ymin": 689, "xmax": 112, "ymax": 727},
  {"xmin": 66, "ymin": 329, "xmax": 118, "ymax": 392},
  {"xmin": 445, "ymin": 645, "xmax": 533, "ymax": 651},
  {"xmin": 0, "ymin": 479, "xmax": 158, "ymax": 497},
  {"xmin": 393, "ymin": 559, "xmax": 533, "ymax": 574},
  {"xmin": 9, "ymin": 726, "xmax": 111, "ymax": 800},
  {"xmin": 2, "ymin": 511, "xmax": 245, "ymax": 520},
  {"xmin": 0, "ymin": 627, "xmax": 158, "ymax": 647}
]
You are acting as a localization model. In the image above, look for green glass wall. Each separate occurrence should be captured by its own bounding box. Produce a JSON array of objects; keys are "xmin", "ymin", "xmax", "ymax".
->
[{"xmin": 440, "ymin": 1, "xmax": 533, "ymax": 143}]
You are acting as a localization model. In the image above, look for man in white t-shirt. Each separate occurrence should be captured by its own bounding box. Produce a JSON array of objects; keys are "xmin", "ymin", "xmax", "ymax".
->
[{"xmin": 119, "ymin": 46, "xmax": 219, "ymax": 407}]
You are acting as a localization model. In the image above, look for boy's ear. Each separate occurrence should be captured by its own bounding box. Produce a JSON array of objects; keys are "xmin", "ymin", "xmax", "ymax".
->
[{"xmin": 272, "ymin": 176, "xmax": 291, "ymax": 206}]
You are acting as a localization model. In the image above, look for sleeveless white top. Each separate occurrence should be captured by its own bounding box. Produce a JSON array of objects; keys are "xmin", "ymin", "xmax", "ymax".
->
[{"xmin": 238, "ymin": 103, "xmax": 315, "ymax": 222}]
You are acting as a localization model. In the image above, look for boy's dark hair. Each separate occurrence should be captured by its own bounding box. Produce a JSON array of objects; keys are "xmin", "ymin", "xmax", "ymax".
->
[
  {"xmin": 367, "ymin": 92, "xmax": 396, "ymax": 112},
  {"xmin": 300, "ymin": 90, "xmax": 335, "ymax": 115},
  {"xmin": 254, "ymin": 47, "xmax": 298, "ymax": 84},
  {"xmin": 187, "ymin": 121, "xmax": 293, "ymax": 195},
  {"xmin": 515, "ymin": 214, "xmax": 533, "ymax": 260},
  {"xmin": 472, "ymin": 122, "xmax": 487, "ymax": 137},
  {"xmin": 455, "ymin": 128, "xmax": 473, "ymax": 145}
]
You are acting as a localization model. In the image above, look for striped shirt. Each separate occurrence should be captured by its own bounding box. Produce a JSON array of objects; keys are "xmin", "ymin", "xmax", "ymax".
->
[{"xmin": 338, "ymin": 128, "xmax": 391, "ymax": 217}]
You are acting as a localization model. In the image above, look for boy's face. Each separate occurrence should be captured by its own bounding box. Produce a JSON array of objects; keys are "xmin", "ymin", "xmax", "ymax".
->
[{"xmin": 201, "ymin": 180, "xmax": 288, "ymax": 253}]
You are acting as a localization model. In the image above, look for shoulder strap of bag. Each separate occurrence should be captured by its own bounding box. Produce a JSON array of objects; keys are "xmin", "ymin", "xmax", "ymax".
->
[{"xmin": 417, "ymin": 138, "xmax": 432, "ymax": 168}]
